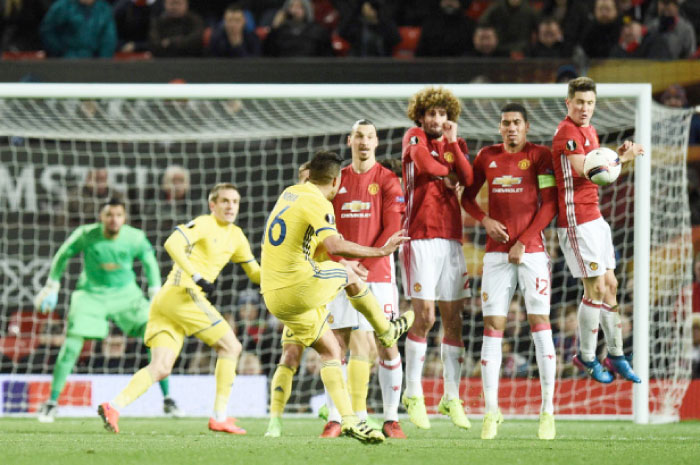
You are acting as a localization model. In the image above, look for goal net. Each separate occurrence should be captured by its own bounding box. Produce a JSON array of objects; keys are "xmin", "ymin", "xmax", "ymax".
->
[{"xmin": 0, "ymin": 84, "xmax": 693, "ymax": 423}]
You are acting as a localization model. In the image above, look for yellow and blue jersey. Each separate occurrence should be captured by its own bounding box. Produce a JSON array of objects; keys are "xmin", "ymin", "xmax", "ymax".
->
[{"xmin": 261, "ymin": 182, "xmax": 341, "ymax": 292}]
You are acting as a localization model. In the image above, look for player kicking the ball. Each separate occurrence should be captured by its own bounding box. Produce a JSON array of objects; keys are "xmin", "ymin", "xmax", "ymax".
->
[
  {"xmin": 34, "ymin": 198, "xmax": 182, "ymax": 422},
  {"xmin": 261, "ymin": 150, "xmax": 413, "ymax": 444},
  {"xmin": 462, "ymin": 103, "xmax": 558, "ymax": 440},
  {"xmin": 98, "ymin": 183, "xmax": 260, "ymax": 434},
  {"xmin": 552, "ymin": 77, "xmax": 644, "ymax": 384}
]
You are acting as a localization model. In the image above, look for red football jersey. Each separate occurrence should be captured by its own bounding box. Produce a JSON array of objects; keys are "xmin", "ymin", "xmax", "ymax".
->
[
  {"xmin": 552, "ymin": 116, "xmax": 602, "ymax": 228},
  {"xmin": 332, "ymin": 163, "xmax": 405, "ymax": 283},
  {"xmin": 401, "ymin": 126, "xmax": 468, "ymax": 242},
  {"xmin": 467, "ymin": 142, "xmax": 554, "ymax": 253}
]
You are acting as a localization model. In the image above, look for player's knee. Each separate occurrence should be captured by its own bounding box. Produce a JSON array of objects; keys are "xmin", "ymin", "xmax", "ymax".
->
[
  {"xmin": 605, "ymin": 277, "xmax": 618, "ymax": 298},
  {"xmin": 414, "ymin": 311, "xmax": 435, "ymax": 335},
  {"xmin": 280, "ymin": 344, "xmax": 302, "ymax": 369},
  {"xmin": 215, "ymin": 334, "xmax": 242, "ymax": 358},
  {"xmin": 149, "ymin": 360, "xmax": 173, "ymax": 381}
]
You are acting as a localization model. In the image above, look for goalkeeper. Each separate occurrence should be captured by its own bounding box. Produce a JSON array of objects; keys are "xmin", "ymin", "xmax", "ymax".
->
[{"xmin": 34, "ymin": 198, "xmax": 181, "ymax": 422}]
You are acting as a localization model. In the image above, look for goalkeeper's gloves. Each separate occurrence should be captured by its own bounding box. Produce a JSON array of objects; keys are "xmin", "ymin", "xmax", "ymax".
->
[
  {"xmin": 192, "ymin": 273, "xmax": 216, "ymax": 302},
  {"xmin": 148, "ymin": 286, "xmax": 161, "ymax": 301},
  {"xmin": 34, "ymin": 279, "xmax": 60, "ymax": 314}
]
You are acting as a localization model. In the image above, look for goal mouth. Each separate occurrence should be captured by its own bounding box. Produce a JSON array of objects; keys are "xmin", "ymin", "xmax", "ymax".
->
[{"xmin": 0, "ymin": 83, "xmax": 692, "ymax": 424}]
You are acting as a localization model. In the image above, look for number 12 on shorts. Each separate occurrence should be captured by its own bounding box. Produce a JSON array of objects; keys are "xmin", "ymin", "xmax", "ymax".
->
[{"xmin": 535, "ymin": 277, "xmax": 549, "ymax": 295}]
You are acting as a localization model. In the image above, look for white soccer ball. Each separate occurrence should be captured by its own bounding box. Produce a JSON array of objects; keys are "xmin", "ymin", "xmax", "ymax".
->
[{"xmin": 583, "ymin": 147, "xmax": 621, "ymax": 186}]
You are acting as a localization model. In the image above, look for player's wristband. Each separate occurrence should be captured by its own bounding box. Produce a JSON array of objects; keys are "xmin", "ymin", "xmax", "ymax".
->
[
  {"xmin": 192, "ymin": 273, "xmax": 203, "ymax": 282},
  {"xmin": 45, "ymin": 278, "xmax": 60, "ymax": 292}
]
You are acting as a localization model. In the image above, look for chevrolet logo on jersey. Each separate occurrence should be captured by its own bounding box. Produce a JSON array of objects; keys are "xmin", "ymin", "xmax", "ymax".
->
[
  {"xmin": 341, "ymin": 201, "xmax": 371, "ymax": 212},
  {"xmin": 492, "ymin": 175, "xmax": 522, "ymax": 187}
]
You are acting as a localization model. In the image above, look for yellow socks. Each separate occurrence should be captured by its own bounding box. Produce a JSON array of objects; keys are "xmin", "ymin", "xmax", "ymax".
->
[
  {"xmin": 269, "ymin": 364, "xmax": 296, "ymax": 418},
  {"xmin": 113, "ymin": 367, "xmax": 154, "ymax": 409},
  {"xmin": 348, "ymin": 356, "xmax": 371, "ymax": 415},
  {"xmin": 214, "ymin": 356, "xmax": 238, "ymax": 418},
  {"xmin": 320, "ymin": 360, "xmax": 354, "ymax": 419},
  {"xmin": 347, "ymin": 286, "xmax": 390, "ymax": 334}
]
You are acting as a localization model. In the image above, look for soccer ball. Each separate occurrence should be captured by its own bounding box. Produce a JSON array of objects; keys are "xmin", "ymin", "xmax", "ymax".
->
[{"xmin": 583, "ymin": 147, "xmax": 621, "ymax": 186}]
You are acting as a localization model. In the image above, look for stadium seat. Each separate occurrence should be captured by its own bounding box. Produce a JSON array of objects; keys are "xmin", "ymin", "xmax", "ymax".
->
[
  {"xmin": 2, "ymin": 50, "xmax": 46, "ymax": 60},
  {"xmin": 202, "ymin": 27, "xmax": 212, "ymax": 49},
  {"xmin": 331, "ymin": 33, "xmax": 350, "ymax": 57},
  {"xmin": 113, "ymin": 51, "xmax": 152, "ymax": 61},
  {"xmin": 0, "ymin": 311, "xmax": 53, "ymax": 361},
  {"xmin": 393, "ymin": 27, "xmax": 421, "ymax": 59},
  {"xmin": 255, "ymin": 26, "xmax": 270, "ymax": 42}
]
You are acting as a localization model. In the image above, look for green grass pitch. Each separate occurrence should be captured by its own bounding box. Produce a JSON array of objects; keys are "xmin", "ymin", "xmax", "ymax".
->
[{"xmin": 2, "ymin": 418, "xmax": 698, "ymax": 465}]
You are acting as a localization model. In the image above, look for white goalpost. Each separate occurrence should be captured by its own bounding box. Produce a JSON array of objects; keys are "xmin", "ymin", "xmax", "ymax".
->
[{"xmin": 0, "ymin": 83, "xmax": 692, "ymax": 424}]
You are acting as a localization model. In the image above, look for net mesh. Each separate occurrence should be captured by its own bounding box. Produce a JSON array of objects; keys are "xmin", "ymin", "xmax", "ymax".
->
[{"xmin": 0, "ymin": 89, "xmax": 693, "ymax": 420}]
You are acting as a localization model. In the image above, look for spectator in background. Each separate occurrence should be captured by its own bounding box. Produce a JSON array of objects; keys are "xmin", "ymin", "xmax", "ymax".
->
[
  {"xmin": 0, "ymin": 0, "xmax": 50, "ymax": 52},
  {"xmin": 60, "ymin": 168, "xmax": 125, "ymax": 226},
  {"xmin": 262, "ymin": 0, "xmax": 332, "ymax": 57},
  {"xmin": 618, "ymin": 0, "xmax": 650, "ymax": 22},
  {"xmin": 149, "ymin": 0, "xmax": 204, "ymax": 57},
  {"xmin": 40, "ymin": 0, "xmax": 117, "ymax": 58},
  {"xmin": 336, "ymin": 0, "xmax": 400, "ymax": 57},
  {"xmin": 415, "ymin": 0, "xmax": 475, "ymax": 57},
  {"xmin": 555, "ymin": 64, "xmax": 578, "ymax": 83},
  {"xmin": 581, "ymin": 0, "xmax": 622, "ymax": 58},
  {"xmin": 209, "ymin": 2, "xmax": 261, "ymax": 57},
  {"xmin": 658, "ymin": 83, "xmax": 700, "ymax": 146},
  {"xmin": 416, "ymin": 0, "xmax": 475, "ymax": 57},
  {"xmin": 237, "ymin": 351, "xmax": 263, "ymax": 375},
  {"xmin": 610, "ymin": 18, "xmax": 656, "ymax": 58},
  {"xmin": 479, "ymin": 0, "xmax": 539, "ymax": 57},
  {"xmin": 645, "ymin": 0, "xmax": 696, "ymax": 59},
  {"xmin": 113, "ymin": 0, "xmax": 163, "ymax": 54},
  {"xmin": 466, "ymin": 25, "xmax": 508, "ymax": 58},
  {"xmin": 553, "ymin": 305, "xmax": 579, "ymax": 378},
  {"xmin": 528, "ymin": 16, "xmax": 570, "ymax": 58},
  {"xmin": 679, "ymin": 0, "xmax": 700, "ymax": 50},
  {"xmin": 541, "ymin": 0, "xmax": 590, "ymax": 59}
]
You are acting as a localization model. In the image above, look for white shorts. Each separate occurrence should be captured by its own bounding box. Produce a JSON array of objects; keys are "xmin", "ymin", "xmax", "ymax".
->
[
  {"xmin": 327, "ymin": 282, "xmax": 398, "ymax": 331},
  {"xmin": 557, "ymin": 217, "xmax": 615, "ymax": 279},
  {"xmin": 481, "ymin": 252, "xmax": 551, "ymax": 317},
  {"xmin": 399, "ymin": 238, "xmax": 469, "ymax": 301}
]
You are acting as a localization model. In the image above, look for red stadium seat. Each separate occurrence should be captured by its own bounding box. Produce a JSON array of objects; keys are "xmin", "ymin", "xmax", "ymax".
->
[
  {"xmin": 331, "ymin": 33, "xmax": 350, "ymax": 57},
  {"xmin": 113, "ymin": 51, "xmax": 152, "ymax": 61},
  {"xmin": 393, "ymin": 27, "xmax": 421, "ymax": 59},
  {"xmin": 255, "ymin": 26, "xmax": 270, "ymax": 42},
  {"xmin": 202, "ymin": 26, "xmax": 212, "ymax": 49},
  {"xmin": 2, "ymin": 50, "xmax": 46, "ymax": 60}
]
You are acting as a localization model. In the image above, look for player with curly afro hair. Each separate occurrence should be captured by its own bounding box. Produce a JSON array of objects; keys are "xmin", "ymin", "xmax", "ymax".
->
[
  {"xmin": 399, "ymin": 85, "xmax": 473, "ymax": 432},
  {"xmin": 407, "ymin": 86, "xmax": 462, "ymax": 128}
]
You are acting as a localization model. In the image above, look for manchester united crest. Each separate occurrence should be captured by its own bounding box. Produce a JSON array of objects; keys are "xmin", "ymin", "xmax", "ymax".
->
[
  {"xmin": 444, "ymin": 151, "xmax": 454, "ymax": 163},
  {"xmin": 482, "ymin": 292, "xmax": 489, "ymax": 302},
  {"xmin": 590, "ymin": 262, "xmax": 598, "ymax": 271},
  {"xmin": 368, "ymin": 183, "xmax": 379, "ymax": 195},
  {"xmin": 518, "ymin": 159, "xmax": 531, "ymax": 170},
  {"xmin": 413, "ymin": 283, "xmax": 422, "ymax": 293}
]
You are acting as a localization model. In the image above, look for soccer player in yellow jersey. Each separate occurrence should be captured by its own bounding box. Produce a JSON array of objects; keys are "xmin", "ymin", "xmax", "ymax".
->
[
  {"xmin": 97, "ymin": 183, "xmax": 260, "ymax": 435},
  {"xmin": 261, "ymin": 150, "xmax": 414, "ymax": 444}
]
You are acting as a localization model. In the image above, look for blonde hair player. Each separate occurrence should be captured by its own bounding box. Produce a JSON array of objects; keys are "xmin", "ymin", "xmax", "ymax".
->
[{"xmin": 97, "ymin": 183, "xmax": 261, "ymax": 435}]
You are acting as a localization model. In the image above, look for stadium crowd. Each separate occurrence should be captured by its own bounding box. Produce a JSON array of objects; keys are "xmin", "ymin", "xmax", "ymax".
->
[{"xmin": 0, "ymin": 0, "xmax": 698, "ymax": 60}]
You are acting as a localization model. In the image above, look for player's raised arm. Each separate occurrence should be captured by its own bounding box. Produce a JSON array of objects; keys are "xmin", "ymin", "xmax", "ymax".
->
[
  {"xmin": 135, "ymin": 233, "xmax": 162, "ymax": 299},
  {"xmin": 404, "ymin": 127, "xmax": 450, "ymax": 177},
  {"xmin": 34, "ymin": 226, "xmax": 86, "ymax": 313}
]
